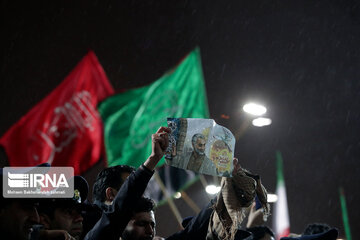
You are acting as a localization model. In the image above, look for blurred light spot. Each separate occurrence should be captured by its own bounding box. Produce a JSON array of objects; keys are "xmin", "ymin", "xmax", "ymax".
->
[
  {"xmin": 243, "ymin": 103, "xmax": 267, "ymax": 116},
  {"xmin": 267, "ymin": 193, "xmax": 278, "ymax": 203},
  {"xmin": 174, "ymin": 192, "xmax": 181, "ymax": 199},
  {"xmin": 206, "ymin": 185, "xmax": 221, "ymax": 194},
  {"xmin": 252, "ymin": 117, "xmax": 272, "ymax": 127}
]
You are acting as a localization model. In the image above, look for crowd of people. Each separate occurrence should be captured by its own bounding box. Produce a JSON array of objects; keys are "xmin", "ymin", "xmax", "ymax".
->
[{"xmin": 0, "ymin": 127, "xmax": 339, "ymax": 240}]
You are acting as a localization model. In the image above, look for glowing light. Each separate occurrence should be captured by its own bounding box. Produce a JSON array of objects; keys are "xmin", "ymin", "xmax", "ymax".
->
[
  {"xmin": 252, "ymin": 117, "xmax": 272, "ymax": 127},
  {"xmin": 206, "ymin": 185, "xmax": 221, "ymax": 194},
  {"xmin": 243, "ymin": 103, "xmax": 267, "ymax": 116},
  {"xmin": 174, "ymin": 192, "xmax": 182, "ymax": 199},
  {"xmin": 267, "ymin": 193, "xmax": 278, "ymax": 203}
]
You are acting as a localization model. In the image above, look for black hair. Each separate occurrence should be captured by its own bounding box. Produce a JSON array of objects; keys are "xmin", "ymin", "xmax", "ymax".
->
[
  {"xmin": 133, "ymin": 197, "xmax": 156, "ymax": 215},
  {"xmin": 92, "ymin": 165, "xmax": 135, "ymax": 202},
  {"xmin": 246, "ymin": 225, "xmax": 274, "ymax": 240},
  {"xmin": 303, "ymin": 223, "xmax": 331, "ymax": 235},
  {"xmin": 121, "ymin": 198, "xmax": 156, "ymax": 240}
]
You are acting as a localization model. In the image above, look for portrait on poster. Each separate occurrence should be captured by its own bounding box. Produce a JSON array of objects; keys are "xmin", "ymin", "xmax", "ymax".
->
[{"xmin": 165, "ymin": 118, "xmax": 235, "ymax": 177}]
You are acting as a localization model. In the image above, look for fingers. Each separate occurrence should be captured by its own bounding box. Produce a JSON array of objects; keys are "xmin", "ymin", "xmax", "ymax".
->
[
  {"xmin": 152, "ymin": 133, "xmax": 167, "ymax": 148},
  {"xmin": 233, "ymin": 157, "xmax": 238, "ymax": 167},
  {"xmin": 248, "ymin": 202, "xmax": 256, "ymax": 216},
  {"xmin": 251, "ymin": 203, "xmax": 264, "ymax": 216},
  {"xmin": 156, "ymin": 126, "xmax": 171, "ymax": 134},
  {"xmin": 65, "ymin": 232, "xmax": 74, "ymax": 240},
  {"xmin": 152, "ymin": 134, "xmax": 162, "ymax": 153},
  {"xmin": 161, "ymin": 131, "xmax": 169, "ymax": 150},
  {"xmin": 146, "ymin": 127, "xmax": 170, "ymax": 170},
  {"xmin": 232, "ymin": 157, "xmax": 241, "ymax": 174},
  {"xmin": 153, "ymin": 127, "xmax": 169, "ymax": 150},
  {"xmin": 250, "ymin": 201, "xmax": 256, "ymax": 211}
]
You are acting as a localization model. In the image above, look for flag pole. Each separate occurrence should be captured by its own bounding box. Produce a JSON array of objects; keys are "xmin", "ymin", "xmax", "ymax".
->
[
  {"xmin": 273, "ymin": 151, "xmax": 290, "ymax": 240},
  {"xmin": 154, "ymin": 171, "xmax": 184, "ymax": 229},
  {"xmin": 339, "ymin": 187, "xmax": 352, "ymax": 240},
  {"xmin": 199, "ymin": 175, "xmax": 211, "ymax": 201},
  {"xmin": 181, "ymin": 190, "xmax": 201, "ymax": 214},
  {"xmin": 213, "ymin": 175, "xmax": 220, "ymax": 186}
]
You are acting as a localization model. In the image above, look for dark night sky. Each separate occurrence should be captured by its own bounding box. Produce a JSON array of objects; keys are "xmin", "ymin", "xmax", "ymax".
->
[{"xmin": 1, "ymin": 1, "xmax": 360, "ymax": 239}]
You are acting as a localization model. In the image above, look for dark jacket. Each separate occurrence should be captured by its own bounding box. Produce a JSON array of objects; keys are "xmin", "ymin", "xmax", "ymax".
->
[
  {"xmin": 165, "ymin": 199, "xmax": 215, "ymax": 240},
  {"xmin": 165, "ymin": 197, "xmax": 252, "ymax": 240},
  {"xmin": 84, "ymin": 165, "xmax": 154, "ymax": 240},
  {"xmin": 84, "ymin": 165, "xmax": 251, "ymax": 240}
]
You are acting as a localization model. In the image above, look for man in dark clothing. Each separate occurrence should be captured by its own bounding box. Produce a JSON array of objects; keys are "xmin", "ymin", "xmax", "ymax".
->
[
  {"xmin": 85, "ymin": 126, "xmax": 256, "ymax": 240},
  {"xmin": 82, "ymin": 165, "xmax": 135, "ymax": 238},
  {"xmin": 84, "ymin": 126, "xmax": 221, "ymax": 240},
  {"xmin": 84, "ymin": 126, "xmax": 170, "ymax": 240},
  {"xmin": 0, "ymin": 167, "xmax": 41, "ymax": 240},
  {"xmin": 93, "ymin": 165, "xmax": 135, "ymax": 209},
  {"xmin": 37, "ymin": 175, "xmax": 89, "ymax": 240},
  {"xmin": 121, "ymin": 197, "xmax": 156, "ymax": 240},
  {"xmin": 0, "ymin": 198, "xmax": 40, "ymax": 240}
]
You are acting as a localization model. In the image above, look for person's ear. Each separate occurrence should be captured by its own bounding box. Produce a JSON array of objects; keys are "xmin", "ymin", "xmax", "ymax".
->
[
  {"xmin": 39, "ymin": 213, "xmax": 51, "ymax": 230},
  {"xmin": 105, "ymin": 187, "xmax": 117, "ymax": 202}
]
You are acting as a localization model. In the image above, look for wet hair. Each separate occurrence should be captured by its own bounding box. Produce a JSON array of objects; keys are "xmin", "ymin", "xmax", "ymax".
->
[
  {"xmin": 192, "ymin": 133, "xmax": 205, "ymax": 145},
  {"xmin": 246, "ymin": 226, "xmax": 275, "ymax": 240},
  {"xmin": 303, "ymin": 223, "xmax": 331, "ymax": 235},
  {"xmin": 93, "ymin": 165, "xmax": 135, "ymax": 202},
  {"xmin": 133, "ymin": 197, "xmax": 156, "ymax": 215}
]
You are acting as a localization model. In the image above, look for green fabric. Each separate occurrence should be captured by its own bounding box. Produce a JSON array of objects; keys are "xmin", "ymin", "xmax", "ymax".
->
[
  {"xmin": 99, "ymin": 48, "xmax": 209, "ymax": 168},
  {"xmin": 276, "ymin": 150, "xmax": 285, "ymax": 185},
  {"xmin": 339, "ymin": 187, "xmax": 352, "ymax": 240}
]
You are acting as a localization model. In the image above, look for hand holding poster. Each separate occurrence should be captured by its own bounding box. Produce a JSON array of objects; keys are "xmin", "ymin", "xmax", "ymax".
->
[{"xmin": 165, "ymin": 118, "xmax": 235, "ymax": 177}]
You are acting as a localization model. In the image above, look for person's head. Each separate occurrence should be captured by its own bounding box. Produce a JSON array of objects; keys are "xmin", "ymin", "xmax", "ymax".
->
[
  {"xmin": 38, "ymin": 176, "xmax": 88, "ymax": 240},
  {"xmin": 192, "ymin": 133, "xmax": 206, "ymax": 156},
  {"xmin": 121, "ymin": 197, "xmax": 156, "ymax": 240},
  {"xmin": 39, "ymin": 201, "xmax": 84, "ymax": 239},
  {"xmin": 0, "ymin": 163, "xmax": 51, "ymax": 240},
  {"xmin": 93, "ymin": 165, "xmax": 135, "ymax": 205},
  {"xmin": 247, "ymin": 226, "xmax": 275, "ymax": 240},
  {"xmin": 0, "ymin": 199, "xmax": 40, "ymax": 240},
  {"xmin": 302, "ymin": 223, "xmax": 330, "ymax": 235}
]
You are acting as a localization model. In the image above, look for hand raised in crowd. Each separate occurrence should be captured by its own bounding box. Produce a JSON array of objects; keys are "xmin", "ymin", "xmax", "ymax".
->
[
  {"xmin": 232, "ymin": 157, "xmax": 241, "ymax": 174},
  {"xmin": 144, "ymin": 126, "xmax": 170, "ymax": 171},
  {"xmin": 246, "ymin": 201, "xmax": 266, "ymax": 228}
]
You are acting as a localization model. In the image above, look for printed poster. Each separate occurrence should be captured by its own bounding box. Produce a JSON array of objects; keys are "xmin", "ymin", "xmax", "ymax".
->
[{"xmin": 165, "ymin": 118, "xmax": 235, "ymax": 177}]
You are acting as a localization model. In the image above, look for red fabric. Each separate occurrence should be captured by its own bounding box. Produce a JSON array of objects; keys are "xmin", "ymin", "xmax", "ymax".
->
[
  {"xmin": 277, "ymin": 228, "xmax": 290, "ymax": 240},
  {"xmin": 0, "ymin": 51, "xmax": 114, "ymax": 174}
]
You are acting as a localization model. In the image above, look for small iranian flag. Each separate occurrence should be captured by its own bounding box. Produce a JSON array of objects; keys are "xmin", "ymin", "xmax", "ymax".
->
[{"xmin": 273, "ymin": 151, "xmax": 290, "ymax": 240}]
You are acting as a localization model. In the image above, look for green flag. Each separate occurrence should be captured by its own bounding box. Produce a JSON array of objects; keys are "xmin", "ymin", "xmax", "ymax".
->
[
  {"xmin": 339, "ymin": 187, "xmax": 352, "ymax": 240},
  {"xmin": 99, "ymin": 48, "xmax": 209, "ymax": 168}
]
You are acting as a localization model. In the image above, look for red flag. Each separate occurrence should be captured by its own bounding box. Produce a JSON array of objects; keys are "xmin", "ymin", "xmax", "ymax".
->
[{"xmin": 0, "ymin": 51, "xmax": 114, "ymax": 174}]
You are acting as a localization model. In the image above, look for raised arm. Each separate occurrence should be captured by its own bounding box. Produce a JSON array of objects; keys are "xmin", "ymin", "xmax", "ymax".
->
[{"xmin": 84, "ymin": 127, "xmax": 170, "ymax": 240}]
